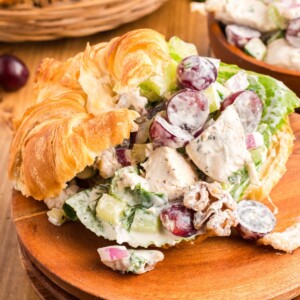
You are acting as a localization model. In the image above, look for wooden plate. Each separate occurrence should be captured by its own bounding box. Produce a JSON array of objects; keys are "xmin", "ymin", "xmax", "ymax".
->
[
  {"xmin": 207, "ymin": 14, "xmax": 300, "ymax": 98},
  {"xmin": 18, "ymin": 244, "xmax": 76, "ymax": 300},
  {"xmin": 12, "ymin": 114, "xmax": 300, "ymax": 300}
]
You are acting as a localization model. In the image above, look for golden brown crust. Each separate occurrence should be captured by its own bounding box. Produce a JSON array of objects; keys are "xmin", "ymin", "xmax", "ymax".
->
[
  {"xmin": 105, "ymin": 29, "xmax": 170, "ymax": 93},
  {"xmin": 8, "ymin": 29, "xmax": 170, "ymax": 200},
  {"xmin": 243, "ymin": 119, "xmax": 294, "ymax": 201},
  {"xmin": 12, "ymin": 108, "xmax": 138, "ymax": 200}
]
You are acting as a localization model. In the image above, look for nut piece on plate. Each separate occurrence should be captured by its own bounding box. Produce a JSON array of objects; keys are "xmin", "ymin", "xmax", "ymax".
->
[{"xmin": 183, "ymin": 181, "xmax": 238, "ymax": 236}]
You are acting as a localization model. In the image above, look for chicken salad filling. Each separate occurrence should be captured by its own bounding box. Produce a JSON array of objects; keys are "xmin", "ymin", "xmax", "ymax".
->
[{"xmin": 45, "ymin": 36, "xmax": 300, "ymax": 274}]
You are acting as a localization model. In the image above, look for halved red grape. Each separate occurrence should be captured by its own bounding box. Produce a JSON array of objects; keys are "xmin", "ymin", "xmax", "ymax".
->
[
  {"xmin": 115, "ymin": 148, "xmax": 131, "ymax": 167},
  {"xmin": 220, "ymin": 91, "xmax": 243, "ymax": 110},
  {"xmin": 221, "ymin": 90, "xmax": 263, "ymax": 133},
  {"xmin": 177, "ymin": 56, "xmax": 217, "ymax": 91},
  {"xmin": 0, "ymin": 54, "xmax": 29, "ymax": 91},
  {"xmin": 236, "ymin": 200, "xmax": 276, "ymax": 240},
  {"xmin": 286, "ymin": 17, "xmax": 300, "ymax": 48},
  {"xmin": 225, "ymin": 25, "xmax": 261, "ymax": 48},
  {"xmin": 160, "ymin": 201, "xmax": 196, "ymax": 237},
  {"xmin": 149, "ymin": 114, "xmax": 193, "ymax": 148},
  {"xmin": 166, "ymin": 89, "xmax": 209, "ymax": 133}
]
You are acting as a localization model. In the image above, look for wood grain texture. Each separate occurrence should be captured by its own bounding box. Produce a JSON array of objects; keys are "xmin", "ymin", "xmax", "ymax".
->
[
  {"xmin": 0, "ymin": 1, "xmax": 207, "ymax": 299},
  {"xmin": 19, "ymin": 245, "xmax": 76, "ymax": 300}
]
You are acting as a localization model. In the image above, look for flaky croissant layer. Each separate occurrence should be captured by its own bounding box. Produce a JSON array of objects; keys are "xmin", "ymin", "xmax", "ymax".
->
[{"xmin": 8, "ymin": 29, "xmax": 168, "ymax": 200}]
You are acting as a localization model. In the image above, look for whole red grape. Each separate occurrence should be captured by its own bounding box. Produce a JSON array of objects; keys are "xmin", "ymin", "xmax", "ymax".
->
[{"xmin": 0, "ymin": 54, "xmax": 29, "ymax": 92}]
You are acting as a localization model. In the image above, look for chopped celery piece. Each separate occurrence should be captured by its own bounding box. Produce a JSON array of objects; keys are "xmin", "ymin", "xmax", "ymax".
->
[
  {"xmin": 139, "ymin": 60, "xmax": 178, "ymax": 101},
  {"xmin": 96, "ymin": 193, "xmax": 128, "ymax": 225},
  {"xmin": 244, "ymin": 38, "xmax": 267, "ymax": 61},
  {"xmin": 168, "ymin": 36, "xmax": 198, "ymax": 63},
  {"xmin": 214, "ymin": 81, "xmax": 230, "ymax": 100},
  {"xmin": 202, "ymin": 83, "xmax": 221, "ymax": 112},
  {"xmin": 130, "ymin": 209, "xmax": 160, "ymax": 233}
]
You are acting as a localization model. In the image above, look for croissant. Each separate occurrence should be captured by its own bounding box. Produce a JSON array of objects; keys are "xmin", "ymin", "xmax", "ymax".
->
[{"xmin": 8, "ymin": 29, "xmax": 169, "ymax": 200}]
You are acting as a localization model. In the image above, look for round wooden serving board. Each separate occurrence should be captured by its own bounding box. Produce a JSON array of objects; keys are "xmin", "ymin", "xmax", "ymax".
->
[{"xmin": 12, "ymin": 114, "xmax": 300, "ymax": 300}]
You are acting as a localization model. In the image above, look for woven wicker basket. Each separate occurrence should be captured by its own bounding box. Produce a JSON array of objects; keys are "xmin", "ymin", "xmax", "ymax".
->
[{"xmin": 0, "ymin": 0, "xmax": 168, "ymax": 42}]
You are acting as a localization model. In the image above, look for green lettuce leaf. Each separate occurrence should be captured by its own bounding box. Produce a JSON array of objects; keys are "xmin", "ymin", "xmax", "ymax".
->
[
  {"xmin": 65, "ymin": 185, "xmax": 108, "ymax": 236},
  {"xmin": 218, "ymin": 63, "xmax": 300, "ymax": 134},
  {"xmin": 219, "ymin": 63, "xmax": 300, "ymax": 200}
]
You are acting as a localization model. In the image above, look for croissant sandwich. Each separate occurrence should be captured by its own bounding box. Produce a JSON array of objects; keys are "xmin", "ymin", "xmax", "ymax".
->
[{"xmin": 8, "ymin": 29, "xmax": 300, "ymax": 273}]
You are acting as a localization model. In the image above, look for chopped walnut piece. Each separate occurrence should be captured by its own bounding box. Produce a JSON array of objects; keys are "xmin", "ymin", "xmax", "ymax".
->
[
  {"xmin": 183, "ymin": 181, "xmax": 238, "ymax": 236},
  {"xmin": 259, "ymin": 223, "xmax": 300, "ymax": 253}
]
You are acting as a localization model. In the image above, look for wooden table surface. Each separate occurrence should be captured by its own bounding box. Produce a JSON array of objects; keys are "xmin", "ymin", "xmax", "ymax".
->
[{"xmin": 0, "ymin": 1, "xmax": 208, "ymax": 299}]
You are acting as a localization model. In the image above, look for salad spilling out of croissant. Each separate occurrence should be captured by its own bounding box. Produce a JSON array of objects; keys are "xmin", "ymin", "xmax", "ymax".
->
[{"xmin": 8, "ymin": 29, "xmax": 300, "ymax": 274}]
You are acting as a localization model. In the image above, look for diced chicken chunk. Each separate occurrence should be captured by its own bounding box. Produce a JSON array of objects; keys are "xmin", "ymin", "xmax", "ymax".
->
[
  {"xmin": 95, "ymin": 147, "xmax": 121, "ymax": 179},
  {"xmin": 117, "ymin": 167, "xmax": 150, "ymax": 191},
  {"xmin": 44, "ymin": 180, "xmax": 79, "ymax": 209},
  {"xmin": 186, "ymin": 105, "xmax": 251, "ymax": 183},
  {"xmin": 142, "ymin": 147, "xmax": 198, "ymax": 200},
  {"xmin": 205, "ymin": 0, "xmax": 278, "ymax": 32},
  {"xmin": 224, "ymin": 71, "xmax": 249, "ymax": 93},
  {"xmin": 265, "ymin": 39, "xmax": 300, "ymax": 72},
  {"xmin": 117, "ymin": 90, "xmax": 148, "ymax": 115},
  {"xmin": 184, "ymin": 181, "xmax": 238, "ymax": 236}
]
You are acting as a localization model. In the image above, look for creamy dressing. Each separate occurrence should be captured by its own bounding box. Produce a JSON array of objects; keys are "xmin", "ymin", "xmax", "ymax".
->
[
  {"xmin": 99, "ymin": 211, "xmax": 195, "ymax": 248},
  {"xmin": 142, "ymin": 147, "xmax": 198, "ymax": 200},
  {"xmin": 117, "ymin": 90, "xmax": 148, "ymax": 115},
  {"xmin": 224, "ymin": 71, "xmax": 249, "ymax": 94},
  {"xmin": 186, "ymin": 106, "xmax": 253, "ymax": 183},
  {"xmin": 206, "ymin": 0, "xmax": 278, "ymax": 32},
  {"xmin": 265, "ymin": 39, "xmax": 300, "ymax": 72},
  {"xmin": 274, "ymin": 1, "xmax": 300, "ymax": 20},
  {"xmin": 44, "ymin": 181, "xmax": 79, "ymax": 209},
  {"xmin": 117, "ymin": 169, "xmax": 150, "ymax": 191},
  {"xmin": 95, "ymin": 148, "xmax": 121, "ymax": 179},
  {"xmin": 205, "ymin": 0, "xmax": 300, "ymax": 71},
  {"xmin": 98, "ymin": 246, "xmax": 164, "ymax": 274}
]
